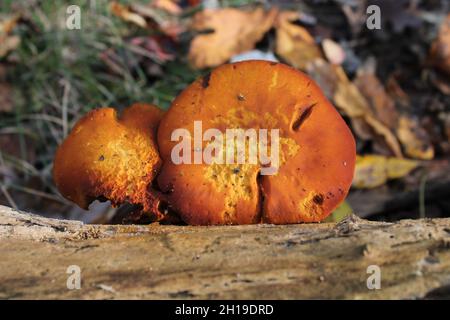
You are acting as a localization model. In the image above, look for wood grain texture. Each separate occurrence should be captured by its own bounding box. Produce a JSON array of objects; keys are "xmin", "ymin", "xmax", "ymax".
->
[{"xmin": 1, "ymin": 205, "xmax": 450, "ymax": 299}]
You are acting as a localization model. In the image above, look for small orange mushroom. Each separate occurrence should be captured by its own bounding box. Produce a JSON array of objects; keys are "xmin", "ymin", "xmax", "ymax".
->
[
  {"xmin": 157, "ymin": 60, "xmax": 355, "ymax": 224},
  {"xmin": 53, "ymin": 103, "xmax": 165, "ymax": 221}
]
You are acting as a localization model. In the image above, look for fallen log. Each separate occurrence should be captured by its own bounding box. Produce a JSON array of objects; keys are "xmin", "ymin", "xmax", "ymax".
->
[{"xmin": 0, "ymin": 205, "xmax": 449, "ymax": 299}]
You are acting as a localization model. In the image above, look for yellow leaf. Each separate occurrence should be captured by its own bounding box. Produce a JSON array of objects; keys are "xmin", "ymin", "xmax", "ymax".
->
[
  {"xmin": 386, "ymin": 157, "xmax": 420, "ymax": 179},
  {"xmin": 353, "ymin": 155, "xmax": 419, "ymax": 189},
  {"xmin": 353, "ymin": 155, "xmax": 388, "ymax": 189}
]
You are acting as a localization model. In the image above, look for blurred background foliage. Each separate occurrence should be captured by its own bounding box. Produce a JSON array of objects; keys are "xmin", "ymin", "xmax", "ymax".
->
[{"xmin": 0, "ymin": 0, "xmax": 449, "ymax": 223}]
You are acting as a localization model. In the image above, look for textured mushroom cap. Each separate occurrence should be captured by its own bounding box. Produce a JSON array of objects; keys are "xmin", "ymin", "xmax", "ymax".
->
[
  {"xmin": 53, "ymin": 103, "xmax": 164, "ymax": 220},
  {"xmin": 157, "ymin": 60, "xmax": 355, "ymax": 225}
]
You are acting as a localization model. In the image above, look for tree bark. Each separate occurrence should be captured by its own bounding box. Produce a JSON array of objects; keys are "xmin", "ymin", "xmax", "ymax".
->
[{"xmin": 1, "ymin": 204, "xmax": 450, "ymax": 299}]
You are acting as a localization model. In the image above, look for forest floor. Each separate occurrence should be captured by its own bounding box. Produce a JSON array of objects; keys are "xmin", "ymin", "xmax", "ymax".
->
[{"xmin": 0, "ymin": 1, "xmax": 449, "ymax": 224}]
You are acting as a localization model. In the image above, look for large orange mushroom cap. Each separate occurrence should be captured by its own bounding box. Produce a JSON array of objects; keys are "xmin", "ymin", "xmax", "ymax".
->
[
  {"xmin": 157, "ymin": 60, "xmax": 355, "ymax": 225},
  {"xmin": 53, "ymin": 103, "xmax": 165, "ymax": 220}
]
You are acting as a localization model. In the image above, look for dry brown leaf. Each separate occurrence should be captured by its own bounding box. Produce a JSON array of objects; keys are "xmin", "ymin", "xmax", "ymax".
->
[
  {"xmin": 353, "ymin": 155, "xmax": 419, "ymax": 189},
  {"xmin": 354, "ymin": 70, "xmax": 398, "ymax": 129},
  {"xmin": 110, "ymin": 2, "xmax": 147, "ymax": 28},
  {"xmin": 110, "ymin": 1, "xmax": 184, "ymax": 38},
  {"xmin": 332, "ymin": 65, "xmax": 403, "ymax": 158},
  {"xmin": 0, "ymin": 14, "xmax": 21, "ymax": 58},
  {"xmin": 275, "ymin": 11, "xmax": 322, "ymax": 70},
  {"xmin": 189, "ymin": 8, "xmax": 277, "ymax": 69},
  {"xmin": 0, "ymin": 36, "xmax": 20, "ymax": 58},
  {"xmin": 430, "ymin": 72, "xmax": 450, "ymax": 95},
  {"xmin": 333, "ymin": 66, "xmax": 369, "ymax": 117},
  {"xmin": 0, "ymin": 82, "xmax": 13, "ymax": 112},
  {"xmin": 152, "ymin": 0, "xmax": 182, "ymax": 15},
  {"xmin": 131, "ymin": 3, "xmax": 185, "ymax": 37},
  {"xmin": 364, "ymin": 114, "xmax": 403, "ymax": 158},
  {"xmin": 307, "ymin": 59, "xmax": 403, "ymax": 157},
  {"xmin": 305, "ymin": 58, "xmax": 338, "ymax": 98},
  {"xmin": 350, "ymin": 117, "xmax": 374, "ymax": 141},
  {"xmin": 440, "ymin": 113, "xmax": 450, "ymax": 138},
  {"xmin": 430, "ymin": 13, "xmax": 450, "ymax": 75},
  {"xmin": 386, "ymin": 74, "xmax": 410, "ymax": 107},
  {"xmin": 0, "ymin": 14, "xmax": 20, "ymax": 34},
  {"xmin": 397, "ymin": 116, "xmax": 434, "ymax": 160}
]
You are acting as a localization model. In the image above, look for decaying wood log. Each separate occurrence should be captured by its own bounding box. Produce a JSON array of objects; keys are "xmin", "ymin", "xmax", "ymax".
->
[{"xmin": 1, "ymin": 204, "xmax": 450, "ymax": 299}]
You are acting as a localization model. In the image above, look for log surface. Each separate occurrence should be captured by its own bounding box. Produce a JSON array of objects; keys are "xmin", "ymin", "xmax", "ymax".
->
[{"xmin": 1, "ymin": 205, "xmax": 450, "ymax": 299}]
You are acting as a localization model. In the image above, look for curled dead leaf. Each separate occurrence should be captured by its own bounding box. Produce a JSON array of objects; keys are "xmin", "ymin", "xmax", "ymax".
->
[
  {"xmin": 364, "ymin": 114, "xmax": 403, "ymax": 158},
  {"xmin": 386, "ymin": 73, "xmax": 410, "ymax": 107},
  {"xmin": 430, "ymin": 14, "xmax": 450, "ymax": 75},
  {"xmin": 152, "ymin": 0, "xmax": 182, "ymax": 15},
  {"xmin": 275, "ymin": 11, "xmax": 322, "ymax": 70},
  {"xmin": 333, "ymin": 65, "xmax": 403, "ymax": 158},
  {"xmin": 110, "ymin": 1, "xmax": 184, "ymax": 37},
  {"xmin": 188, "ymin": 7, "xmax": 277, "ymax": 69},
  {"xmin": 0, "ymin": 14, "xmax": 20, "ymax": 34},
  {"xmin": 333, "ymin": 66, "xmax": 368, "ymax": 118},
  {"xmin": 429, "ymin": 71, "xmax": 450, "ymax": 95},
  {"xmin": 0, "ymin": 14, "xmax": 21, "ymax": 58},
  {"xmin": 354, "ymin": 68, "xmax": 398, "ymax": 129},
  {"xmin": 353, "ymin": 155, "xmax": 419, "ymax": 189},
  {"xmin": 110, "ymin": 2, "xmax": 147, "ymax": 28},
  {"xmin": 397, "ymin": 116, "xmax": 434, "ymax": 160},
  {"xmin": 305, "ymin": 58, "xmax": 338, "ymax": 99},
  {"xmin": 307, "ymin": 59, "xmax": 402, "ymax": 157}
]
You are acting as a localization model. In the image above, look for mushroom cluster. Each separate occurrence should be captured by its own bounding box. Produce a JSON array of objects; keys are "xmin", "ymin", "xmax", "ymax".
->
[{"xmin": 53, "ymin": 60, "xmax": 356, "ymax": 225}]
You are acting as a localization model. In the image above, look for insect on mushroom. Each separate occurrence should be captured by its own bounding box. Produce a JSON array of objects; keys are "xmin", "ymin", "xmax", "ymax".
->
[{"xmin": 53, "ymin": 60, "xmax": 356, "ymax": 225}]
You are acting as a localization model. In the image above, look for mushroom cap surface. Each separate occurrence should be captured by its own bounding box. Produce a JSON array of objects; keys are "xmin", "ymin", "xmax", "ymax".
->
[
  {"xmin": 157, "ymin": 60, "xmax": 355, "ymax": 225},
  {"xmin": 53, "ymin": 103, "xmax": 164, "ymax": 220}
]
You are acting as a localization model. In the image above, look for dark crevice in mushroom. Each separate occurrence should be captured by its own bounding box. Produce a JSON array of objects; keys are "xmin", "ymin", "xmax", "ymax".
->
[
  {"xmin": 291, "ymin": 103, "xmax": 316, "ymax": 132},
  {"xmin": 313, "ymin": 193, "xmax": 324, "ymax": 205},
  {"xmin": 255, "ymin": 171, "xmax": 265, "ymax": 223},
  {"xmin": 202, "ymin": 72, "xmax": 211, "ymax": 88},
  {"xmin": 120, "ymin": 203, "xmax": 146, "ymax": 224},
  {"xmin": 196, "ymin": 28, "xmax": 215, "ymax": 35},
  {"xmin": 157, "ymin": 200, "xmax": 185, "ymax": 225},
  {"xmin": 150, "ymin": 175, "xmax": 172, "ymax": 194}
]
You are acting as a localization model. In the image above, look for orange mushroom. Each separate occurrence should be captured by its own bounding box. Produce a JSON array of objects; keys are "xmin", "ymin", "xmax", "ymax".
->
[
  {"xmin": 53, "ymin": 61, "xmax": 355, "ymax": 225},
  {"xmin": 53, "ymin": 103, "xmax": 165, "ymax": 221},
  {"xmin": 157, "ymin": 60, "xmax": 355, "ymax": 225}
]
